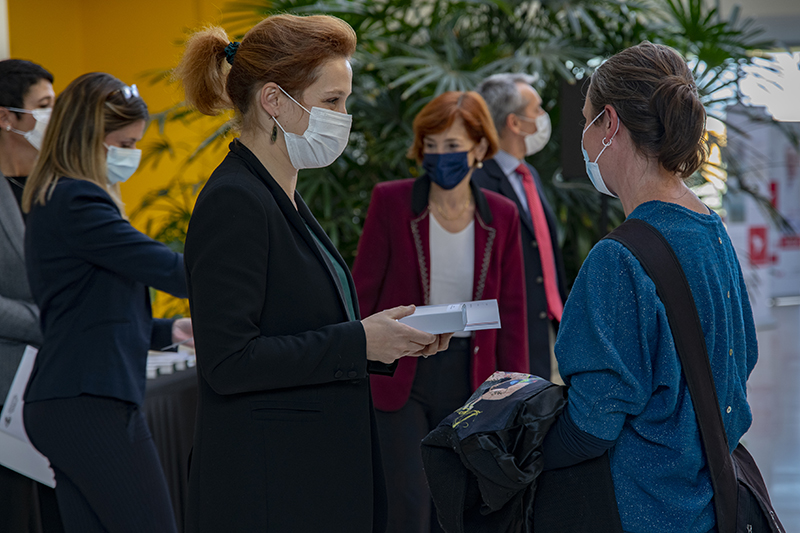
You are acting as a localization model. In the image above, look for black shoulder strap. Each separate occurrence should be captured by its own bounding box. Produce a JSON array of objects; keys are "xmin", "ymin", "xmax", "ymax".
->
[{"xmin": 605, "ymin": 218, "xmax": 737, "ymax": 533}]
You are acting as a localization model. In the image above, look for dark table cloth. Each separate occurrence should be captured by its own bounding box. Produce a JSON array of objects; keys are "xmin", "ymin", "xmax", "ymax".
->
[{"xmin": 143, "ymin": 367, "xmax": 197, "ymax": 532}]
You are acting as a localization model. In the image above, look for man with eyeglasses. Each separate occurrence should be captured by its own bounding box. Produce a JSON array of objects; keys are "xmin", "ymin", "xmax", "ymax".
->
[
  {"xmin": 472, "ymin": 73, "xmax": 567, "ymax": 382},
  {"xmin": 0, "ymin": 58, "xmax": 62, "ymax": 532}
]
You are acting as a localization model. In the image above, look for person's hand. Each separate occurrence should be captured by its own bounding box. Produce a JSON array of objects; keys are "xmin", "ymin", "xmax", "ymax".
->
[
  {"xmin": 420, "ymin": 332, "xmax": 454, "ymax": 357},
  {"xmin": 361, "ymin": 305, "xmax": 436, "ymax": 364},
  {"xmin": 172, "ymin": 318, "xmax": 194, "ymax": 348}
]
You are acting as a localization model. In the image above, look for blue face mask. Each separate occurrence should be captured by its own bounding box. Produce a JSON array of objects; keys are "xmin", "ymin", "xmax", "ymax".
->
[
  {"xmin": 581, "ymin": 109, "xmax": 619, "ymax": 198},
  {"xmin": 104, "ymin": 144, "xmax": 141, "ymax": 184},
  {"xmin": 423, "ymin": 151, "xmax": 472, "ymax": 190}
]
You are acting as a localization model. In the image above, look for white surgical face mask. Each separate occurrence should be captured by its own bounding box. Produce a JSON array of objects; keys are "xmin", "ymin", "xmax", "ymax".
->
[
  {"xmin": 272, "ymin": 86, "xmax": 352, "ymax": 170},
  {"xmin": 518, "ymin": 112, "xmax": 551, "ymax": 156},
  {"xmin": 104, "ymin": 144, "xmax": 141, "ymax": 184},
  {"xmin": 581, "ymin": 109, "xmax": 619, "ymax": 198},
  {"xmin": 5, "ymin": 107, "xmax": 51, "ymax": 151}
]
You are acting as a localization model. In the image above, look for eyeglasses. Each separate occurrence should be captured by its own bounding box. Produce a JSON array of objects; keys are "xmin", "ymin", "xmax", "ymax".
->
[{"xmin": 113, "ymin": 84, "xmax": 140, "ymax": 100}]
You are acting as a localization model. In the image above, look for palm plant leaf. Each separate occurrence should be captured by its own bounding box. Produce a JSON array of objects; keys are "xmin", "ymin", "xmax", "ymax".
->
[
  {"xmin": 186, "ymin": 121, "xmax": 235, "ymax": 163},
  {"xmin": 134, "ymin": 0, "xmax": 780, "ymax": 293}
]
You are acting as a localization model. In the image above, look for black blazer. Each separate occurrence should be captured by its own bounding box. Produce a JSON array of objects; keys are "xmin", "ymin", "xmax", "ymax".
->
[
  {"xmin": 183, "ymin": 140, "xmax": 388, "ymax": 533},
  {"xmin": 24, "ymin": 178, "xmax": 186, "ymax": 406},
  {"xmin": 472, "ymin": 159, "xmax": 567, "ymax": 378}
]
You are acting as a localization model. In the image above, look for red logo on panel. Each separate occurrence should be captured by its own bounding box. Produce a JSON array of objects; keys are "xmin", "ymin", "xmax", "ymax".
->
[{"xmin": 748, "ymin": 227, "xmax": 771, "ymax": 265}]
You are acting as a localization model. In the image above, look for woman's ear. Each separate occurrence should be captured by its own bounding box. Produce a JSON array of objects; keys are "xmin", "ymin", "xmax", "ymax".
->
[
  {"xmin": 475, "ymin": 137, "xmax": 490, "ymax": 164},
  {"xmin": 0, "ymin": 107, "xmax": 14, "ymax": 130},
  {"xmin": 603, "ymin": 105, "xmax": 620, "ymax": 142},
  {"xmin": 259, "ymin": 83, "xmax": 282, "ymax": 118}
]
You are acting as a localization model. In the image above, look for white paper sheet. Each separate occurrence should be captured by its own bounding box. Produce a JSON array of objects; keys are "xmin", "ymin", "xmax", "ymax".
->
[{"xmin": 0, "ymin": 346, "xmax": 56, "ymax": 487}]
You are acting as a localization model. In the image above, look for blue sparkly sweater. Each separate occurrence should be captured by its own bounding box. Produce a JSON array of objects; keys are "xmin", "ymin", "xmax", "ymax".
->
[{"xmin": 554, "ymin": 201, "xmax": 758, "ymax": 533}]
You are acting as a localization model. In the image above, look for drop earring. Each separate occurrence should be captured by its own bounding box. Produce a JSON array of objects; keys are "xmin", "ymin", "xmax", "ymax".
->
[{"xmin": 270, "ymin": 123, "xmax": 278, "ymax": 144}]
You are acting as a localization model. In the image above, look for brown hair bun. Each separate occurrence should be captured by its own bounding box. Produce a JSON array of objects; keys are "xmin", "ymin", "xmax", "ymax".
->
[{"xmin": 588, "ymin": 41, "xmax": 708, "ymax": 178}]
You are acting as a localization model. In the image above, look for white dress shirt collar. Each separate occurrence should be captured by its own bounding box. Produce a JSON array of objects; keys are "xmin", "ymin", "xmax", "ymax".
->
[{"xmin": 492, "ymin": 150, "xmax": 530, "ymax": 215}]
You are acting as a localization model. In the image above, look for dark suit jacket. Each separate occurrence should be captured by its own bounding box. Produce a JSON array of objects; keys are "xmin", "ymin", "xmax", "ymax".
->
[
  {"xmin": 0, "ymin": 175, "xmax": 42, "ymax": 402},
  {"xmin": 352, "ymin": 177, "xmax": 529, "ymax": 412},
  {"xmin": 23, "ymin": 178, "xmax": 186, "ymax": 406},
  {"xmin": 183, "ymin": 140, "xmax": 388, "ymax": 533},
  {"xmin": 472, "ymin": 159, "xmax": 567, "ymax": 379}
]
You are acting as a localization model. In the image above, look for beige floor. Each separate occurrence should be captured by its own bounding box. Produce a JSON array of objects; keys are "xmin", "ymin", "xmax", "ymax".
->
[{"xmin": 743, "ymin": 304, "xmax": 800, "ymax": 532}]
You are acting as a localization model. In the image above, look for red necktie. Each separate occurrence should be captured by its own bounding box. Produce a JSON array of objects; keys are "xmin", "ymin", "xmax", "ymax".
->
[{"xmin": 516, "ymin": 163, "xmax": 563, "ymax": 321}]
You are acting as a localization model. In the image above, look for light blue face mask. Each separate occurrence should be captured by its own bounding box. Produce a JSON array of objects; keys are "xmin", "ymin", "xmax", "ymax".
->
[
  {"xmin": 581, "ymin": 109, "xmax": 620, "ymax": 198},
  {"xmin": 104, "ymin": 144, "xmax": 141, "ymax": 184}
]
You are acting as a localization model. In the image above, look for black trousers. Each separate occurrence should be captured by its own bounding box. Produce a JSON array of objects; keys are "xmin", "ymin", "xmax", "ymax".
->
[
  {"xmin": 23, "ymin": 395, "xmax": 177, "ymax": 533},
  {"xmin": 376, "ymin": 337, "xmax": 472, "ymax": 533}
]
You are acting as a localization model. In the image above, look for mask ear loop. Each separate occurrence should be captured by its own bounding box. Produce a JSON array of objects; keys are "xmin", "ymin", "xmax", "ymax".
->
[
  {"xmin": 277, "ymin": 86, "xmax": 311, "ymax": 115},
  {"xmin": 271, "ymin": 85, "xmax": 310, "ymax": 139},
  {"xmin": 272, "ymin": 115, "xmax": 287, "ymax": 135},
  {"xmin": 3, "ymin": 107, "xmax": 29, "ymax": 135},
  {"xmin": 581, "ymin": 108, "xmax": 604, "ymax": 144},
  {"xmin": 4, "ymin": 107, "xmax": 33, "ymax": 115}
]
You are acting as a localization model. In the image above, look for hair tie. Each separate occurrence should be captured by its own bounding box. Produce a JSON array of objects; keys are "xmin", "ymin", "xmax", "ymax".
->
[{"xmin": 224, "ymin": 42, "xmax": 240, "ymax": 65}]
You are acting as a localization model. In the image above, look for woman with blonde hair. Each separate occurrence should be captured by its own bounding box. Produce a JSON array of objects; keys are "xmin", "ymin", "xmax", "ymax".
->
[
  {"xmin": 176, "ymin": 14, "xmax": 449, "ymax": 533},
  {"xmin": 22, "ymin": 72, "xmax": 191, "ymax": 533}
]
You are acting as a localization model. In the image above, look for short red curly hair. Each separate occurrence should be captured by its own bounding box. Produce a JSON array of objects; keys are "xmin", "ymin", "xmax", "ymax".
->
[{"xmin": 407, "ymin": 91, "xmax": 499, "ymax": 163}]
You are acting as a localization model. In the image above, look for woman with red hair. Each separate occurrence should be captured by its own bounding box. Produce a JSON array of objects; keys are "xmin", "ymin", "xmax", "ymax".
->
[
  {"xmin": 176, "ymin": 14, "xmax": 449, "ymax": 533},
  {"xmin": 353, "ymin": 91, "xmax": 529, "ymax": 532}
]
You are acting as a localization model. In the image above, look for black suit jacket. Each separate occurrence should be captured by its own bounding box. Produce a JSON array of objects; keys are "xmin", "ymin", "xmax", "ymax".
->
[
  {"xmin": 472, "ymin": 159, "xmax": 567, "ymax": 378},
  {"xmin": 183, "ymin": 140, "xmax": 388, "ymax": 533},
  {"xmin": 24, "ymin": 178, "xmax": 186, "ymax": 406}
]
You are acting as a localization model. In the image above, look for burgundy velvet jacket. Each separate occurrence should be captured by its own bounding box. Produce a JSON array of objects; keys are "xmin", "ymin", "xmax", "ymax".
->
[{"xmin": 352, "ymin": 177, "xmax": 529, "ymax": 412}]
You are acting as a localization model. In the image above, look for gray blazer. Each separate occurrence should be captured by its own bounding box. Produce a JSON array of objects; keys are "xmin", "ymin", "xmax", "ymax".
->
[{"xmin": 0, "ymin": 174, "xmax": 42, "ymax": 402}]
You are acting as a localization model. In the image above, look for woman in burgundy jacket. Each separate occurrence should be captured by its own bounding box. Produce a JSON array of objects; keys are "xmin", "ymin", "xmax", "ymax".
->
[{"xmin": 352, "ymin": 91, "xmax": 529, "ymax": 533}]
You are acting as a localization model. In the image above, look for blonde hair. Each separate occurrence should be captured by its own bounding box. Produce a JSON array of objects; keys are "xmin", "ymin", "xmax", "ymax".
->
[
  {"xmin": 22, "ymin": 72, "xmax": 148, "ymax": 213},
  {"xmin": 175, "ymin": 14, "xmax": 356, "ymax": 126}
]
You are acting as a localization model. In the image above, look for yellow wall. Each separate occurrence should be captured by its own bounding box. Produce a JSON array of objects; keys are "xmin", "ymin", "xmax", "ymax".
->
[
  {"xmin": 8, "ymin": 0, "xmax": 231, "ymax": 206},
  {"xmin": 9, "ymin": 0, "xmax": 235, "ymax": 316}
]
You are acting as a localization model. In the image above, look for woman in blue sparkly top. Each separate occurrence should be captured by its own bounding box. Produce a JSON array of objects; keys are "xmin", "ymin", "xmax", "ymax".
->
[{"xmin": 541, "ymin": 41, "xmax": 758, "ymax": 532}]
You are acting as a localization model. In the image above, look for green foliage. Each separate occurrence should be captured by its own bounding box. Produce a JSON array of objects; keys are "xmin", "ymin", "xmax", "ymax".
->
[{"xmin": 136, "ymin": 0, "xmax": 774, "ymax": 286}]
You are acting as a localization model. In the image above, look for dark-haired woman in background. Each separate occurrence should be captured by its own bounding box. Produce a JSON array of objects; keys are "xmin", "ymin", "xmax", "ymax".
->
[
  {"xmin": 0, "ymin": 58, "xmax": 63, "ymax": 533},
  {"xmin": 541, "ymin": 41, "xmax": 759, "ymax": 532},
  {"xmin": 22, "ymin": 73, "xmax": 191, "ymax": 533},
  {"xmin": 353, "ymin": 91, "xmax": 528, "ymax": 533}
]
